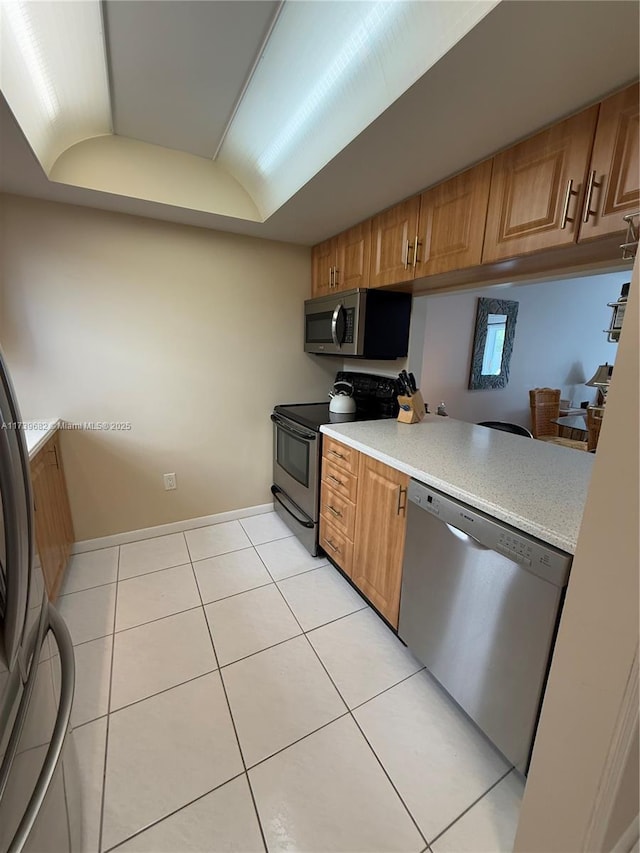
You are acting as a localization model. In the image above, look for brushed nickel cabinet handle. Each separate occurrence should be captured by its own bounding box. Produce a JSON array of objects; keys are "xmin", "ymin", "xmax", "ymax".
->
[
  {"xmin": 560, "ymin": 179, "xmax": 578, "ymax": 229},
  {"xmin": 328, "ymin": 449, "xmax": 345, "ymax": 460},
  {"xmin": 328, "ymin": 474, "xmax": 344, "ymax": 487},
  {"xmin": 582, "ymin": 170, "xmax": 602, "ymax": 223},
  {"xmin": 333, "ymin": 267, "xmax": 339, "ymax": 288},
  {"xmin": 397, "ymin": 486, "xmax": 407, "ymax": 516},
  {"xmin": 403, "ymin": 238, "xmax": 410, "ymax": 269},
  {"xmin": 327, "ymin": 504, "xmax": 343, "ymax": 518},
  {"xmin": 325, "ymin": 538, "xmax": 340, "ymax": 553},
  {"xmin": 413, "ymin": 234, "xmax": 421, "ymax": 268}
]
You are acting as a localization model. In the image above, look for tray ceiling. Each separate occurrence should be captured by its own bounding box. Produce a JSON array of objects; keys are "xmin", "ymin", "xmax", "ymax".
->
[{"xmin": 0, "ymin": 0, "xmax": 638, "ymax": 244}]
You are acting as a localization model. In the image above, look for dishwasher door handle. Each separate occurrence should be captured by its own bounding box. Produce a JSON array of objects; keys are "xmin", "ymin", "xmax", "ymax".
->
[{"xmin": 444, "ymin": 523, "xmax": 490, "ymax": 551}]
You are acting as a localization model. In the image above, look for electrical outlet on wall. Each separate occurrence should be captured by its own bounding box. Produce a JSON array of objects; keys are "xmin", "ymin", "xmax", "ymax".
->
[{"xmin": 163, "ymin": 473, "xmax": 177, "ymax": 491}]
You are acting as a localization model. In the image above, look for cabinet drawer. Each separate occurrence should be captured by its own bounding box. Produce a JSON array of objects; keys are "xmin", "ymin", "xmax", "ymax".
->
[
  {"xmin": 319, "ymin": 517, "xmax": 354, "ymax": 577},
  {"xmin": 323, "ymin": 437, "xmax": 359, "ymax": 475},
  {"xmin": 322, "ymin": 459, "xmax": 358, "ymax": 502},
  {"xmin": 320, "ymin": 483, "xmax": 356, "ymax": 540}
]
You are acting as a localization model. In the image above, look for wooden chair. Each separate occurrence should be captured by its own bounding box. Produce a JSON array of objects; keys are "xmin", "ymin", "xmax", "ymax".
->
[
  {"xmin": 529, "ymin": 388, "xmax": 588, "ymax": 451},
  {"xmin": 587, "ymin": 406, "xmax": 604, "ymax": 452}
]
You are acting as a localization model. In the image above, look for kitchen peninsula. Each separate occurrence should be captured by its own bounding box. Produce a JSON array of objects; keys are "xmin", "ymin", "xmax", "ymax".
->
[{"xmin": 320, "ymin": 417, "xmax": 593, "ymax": 553}]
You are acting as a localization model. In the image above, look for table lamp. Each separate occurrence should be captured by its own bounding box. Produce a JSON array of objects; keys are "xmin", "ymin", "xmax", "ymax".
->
[{"xmin": 586, "ymin": 362, "xmax": 613, "ymax": 403}]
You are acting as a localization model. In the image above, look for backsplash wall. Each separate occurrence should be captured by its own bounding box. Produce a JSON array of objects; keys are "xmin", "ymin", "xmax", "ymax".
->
[{"xmin": 418, "ymin": 271, "xmax": 629, "ymax": 427}]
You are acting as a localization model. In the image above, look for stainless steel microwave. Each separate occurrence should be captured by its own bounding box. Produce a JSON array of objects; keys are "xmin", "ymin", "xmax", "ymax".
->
[{"xmin": 304, "ymin": 288, "xmax": 411, "ymax": 359}]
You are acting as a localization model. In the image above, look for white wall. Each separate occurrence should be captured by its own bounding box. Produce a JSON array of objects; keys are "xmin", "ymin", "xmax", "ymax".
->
[
  {"xmin": 0, "ymin": 194, "xmax": 338, "ymax": 540},
  {"xmin": 514, "ymin": 257, "xmax": 639, "ymax": 852},
  {"xmin": 419, "ymin": 272, "xmax": 629, "ymax": 426}
]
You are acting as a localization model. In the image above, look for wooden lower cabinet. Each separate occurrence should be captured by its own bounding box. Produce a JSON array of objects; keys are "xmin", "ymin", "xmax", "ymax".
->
[
  {"xmin": 31, "ymin": 432, "xmax": 74, "ymax": 601},
  {"xmin": 320, "ymin": 438, "xmax": 410, "ymax": 628},
  {"xmin": 320, "ymin": 439, "xmax": 359, "ymax": 578},
  {"xmin": 352, "ymin": 455, "xmax": 409, "ymax": 628}
]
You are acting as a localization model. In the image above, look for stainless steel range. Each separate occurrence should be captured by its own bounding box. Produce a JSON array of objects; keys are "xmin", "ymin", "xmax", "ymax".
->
[{"xmin": 271, "ymin": 372, "xmax": 399, "ymax": 555}]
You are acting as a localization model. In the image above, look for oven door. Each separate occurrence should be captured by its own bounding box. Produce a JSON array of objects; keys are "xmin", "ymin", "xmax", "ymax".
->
[{"xmin": 271, "ymin": 414, "xmax": 320, "ymax": 555}]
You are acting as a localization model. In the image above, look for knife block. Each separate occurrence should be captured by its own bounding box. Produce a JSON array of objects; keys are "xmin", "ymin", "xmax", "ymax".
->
[{"xmin": 397, "ymin": 390, "xmax": 426, "ymax": 424}]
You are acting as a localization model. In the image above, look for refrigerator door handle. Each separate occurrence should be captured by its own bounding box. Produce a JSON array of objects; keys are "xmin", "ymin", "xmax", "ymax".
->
[
  {"xmin": 8, "ymin": 605, "xmax": 75, "ymax": 853},
  {"xmin": 0, "ymin": 602, "xmax": 48, "ymax": 801},
  {"xmin": 0, "ymin": 356, "xmax": 34, "ymax": 670}
]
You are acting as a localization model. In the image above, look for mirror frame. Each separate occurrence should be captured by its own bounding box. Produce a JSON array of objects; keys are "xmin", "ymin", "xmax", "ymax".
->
[{"xmin": 468, "ymin": 297, "xmax": 519, "ymax": 390}]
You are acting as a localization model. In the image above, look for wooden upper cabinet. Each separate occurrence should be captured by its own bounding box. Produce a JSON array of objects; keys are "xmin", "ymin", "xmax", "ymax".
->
[
  {"xmin": 578, "ymin": 82, "xmax": 639, "ymax": 242},
  {"xmin": 311, "ymin": 222, "xmax": 371, "ymax": 296},
  {"xmin": 352, "ymin": 454, "xmax": 409, "ymax": 628},
  {"xmin": 414, "ymin": 160, "xmax": 492, "ymax": 277},
  {"xmin": 482, "ymin": 105, "xmax": 599, "ymax": 263},
  {"xmin": 311, "ymin": 238, "xmax": 336, "ymax": 298},
  {"xmin": 370, "ymin": 197, "xmax": 420, "ymax": 288},
  {"xmin": 335, "ymin": 220, "xmax": 371, "ymax": 292}
]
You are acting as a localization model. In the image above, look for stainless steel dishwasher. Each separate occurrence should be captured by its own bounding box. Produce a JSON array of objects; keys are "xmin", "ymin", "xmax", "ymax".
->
[{"xmin": 398, "ymin": 479, "xmax": 572, "ymax": 775}]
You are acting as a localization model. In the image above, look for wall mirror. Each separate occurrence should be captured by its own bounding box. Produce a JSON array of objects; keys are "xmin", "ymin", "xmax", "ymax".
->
[{"xmin": 469, "ymin": 297, "xmax": 519, "ymax": 390}]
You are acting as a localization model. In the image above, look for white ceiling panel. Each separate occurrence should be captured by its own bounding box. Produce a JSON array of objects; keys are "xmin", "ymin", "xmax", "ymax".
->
[
  {"xmin": 1, "ymin": 1, "xmax": 638, "ymax": 245},
  {"xmin": 103, "ymin": 0, "xmax": 279, "ymax": 158}
]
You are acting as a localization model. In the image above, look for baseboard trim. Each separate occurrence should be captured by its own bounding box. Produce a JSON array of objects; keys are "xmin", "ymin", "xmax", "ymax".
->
[{"xmin": 72, "ymin": 503, "xmax": 274, "ymax": 553}]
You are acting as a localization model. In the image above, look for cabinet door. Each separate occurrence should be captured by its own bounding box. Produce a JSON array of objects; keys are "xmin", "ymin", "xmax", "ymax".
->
[
  {"xmin": 31, "ymin": 435, "xmax": 74, "ymax": 601},
  {"xmin": 482, "ymin": 106, "xmax": 599, "ymax": 262},
  {"xmin": 311, "ymin": 239, "xmax": 336, "ymax": 298},
  {"xmin": 352, "ymin": 455, "xmax": 409, "ymax": 628},
  {"xmin": 415, "ymin": 160, "xmax": 492, "ymax": 277},
  {"xmin": 579, "ymin": 83, "xmax": 639, "ymax": 242},
  {"xmin": 335, "ymin": 221, "xmax": 371, "ymax": 292},
  {"xmin": 369, "ymin": 197, "xmax": 420, "ymax": 288}
]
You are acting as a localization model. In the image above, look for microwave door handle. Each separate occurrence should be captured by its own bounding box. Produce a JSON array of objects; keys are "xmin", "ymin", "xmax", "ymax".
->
[{"xmin": 331, "ymin": 304, "xmax": 343, "ymax": 348}]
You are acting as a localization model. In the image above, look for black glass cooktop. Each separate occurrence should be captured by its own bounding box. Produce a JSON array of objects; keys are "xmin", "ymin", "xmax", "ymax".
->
[
  {"xmin": 274, "ymin": 402, "xmax": 393, "ymax": 432},
  {"xmin": 273, "ymin": 372, "xmax": 400, "ymax": 432}
]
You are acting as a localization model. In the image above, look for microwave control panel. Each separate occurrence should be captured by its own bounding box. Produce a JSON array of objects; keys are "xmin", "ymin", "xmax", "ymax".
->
[{"xmin": 343, "ymin": 308, "xmax": 355, "ymax": 343}]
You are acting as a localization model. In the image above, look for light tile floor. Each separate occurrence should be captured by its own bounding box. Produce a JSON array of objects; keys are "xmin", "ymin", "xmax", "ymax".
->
[{"xmin": 60, "ymin": 511, "xmax": 524, "ymax": 853}]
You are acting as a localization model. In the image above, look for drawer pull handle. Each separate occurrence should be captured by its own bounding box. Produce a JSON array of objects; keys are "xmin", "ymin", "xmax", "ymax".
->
[
  {"xmin": 328, "ymin": 474, "xmax": 344, "ymax": 487},
  {"xmin": 397, "ymin": 486, "xmax": 407, "ymax": 516},
  {"xmin": 325, "ymin": 538, "xmax": 340, "ymax": 553},
  {"xmin": 328, "ymin": 450, "xmax": 345, "ymax": 460},
  {"xmin": 327, "ymin": 504, "xmax": 342, "ymax": 518}
]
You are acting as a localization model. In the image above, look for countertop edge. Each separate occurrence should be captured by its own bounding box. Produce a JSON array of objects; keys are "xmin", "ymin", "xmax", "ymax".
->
[
  {"xmin": 25, "ymin": 419, "xmax": 62, "ymax": 460},
  {"xmin": 320, "ymin": 423, "xmax": 578, "ymax": 554}
]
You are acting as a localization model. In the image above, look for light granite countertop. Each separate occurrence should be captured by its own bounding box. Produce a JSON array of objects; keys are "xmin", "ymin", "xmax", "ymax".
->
[
  {"xmin": 23, "ymin": 419, "xmax": 61, "ymax": 459},
  {"xmin": 320, "ymin": 417, "xmax": 594, "ymax": 554}
]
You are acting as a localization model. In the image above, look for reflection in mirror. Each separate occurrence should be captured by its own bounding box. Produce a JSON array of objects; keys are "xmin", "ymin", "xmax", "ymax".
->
[
  {"xmin": 469, "ymin": 298, "xmax": 519, "ymax": 390},
  {"xmin": 481, "ymin": 314, "xmax": 507, "ymax": 375}
]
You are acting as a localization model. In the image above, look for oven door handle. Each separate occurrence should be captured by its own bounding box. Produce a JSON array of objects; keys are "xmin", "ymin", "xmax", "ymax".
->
[
  {"xmin": 270, "ymin": 413, "xmax": 316, "ymax": 441},
  {"xmin": 271, "ymin": 485, "xmax": 315, "ymax": 529}
]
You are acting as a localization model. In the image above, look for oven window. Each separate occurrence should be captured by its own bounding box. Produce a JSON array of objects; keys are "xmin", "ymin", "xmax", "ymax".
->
[
  {"xmin": 305, "ymin": 311, "xmax": 334, "ymax": 344},
  {"xmin": 276, "ymin": 428, "xmax": 309, "ymax": 487}
]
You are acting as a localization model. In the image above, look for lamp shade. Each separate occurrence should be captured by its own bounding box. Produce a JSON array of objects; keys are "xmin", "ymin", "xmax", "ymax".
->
[{"xmin": 586, "ymin": 363, "xmax": 614, "ymax": 387}]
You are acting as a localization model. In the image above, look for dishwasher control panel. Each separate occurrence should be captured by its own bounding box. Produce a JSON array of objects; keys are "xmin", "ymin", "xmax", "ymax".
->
[{"xmin": 407, "ymin": 479, "xmax": 572, "ymax": 587}]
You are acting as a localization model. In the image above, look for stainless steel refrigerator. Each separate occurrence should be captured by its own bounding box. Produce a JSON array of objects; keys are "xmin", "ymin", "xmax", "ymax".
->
[{"xmin": 0, "ymin": 350, "xmax": 80, "ymax": 852}]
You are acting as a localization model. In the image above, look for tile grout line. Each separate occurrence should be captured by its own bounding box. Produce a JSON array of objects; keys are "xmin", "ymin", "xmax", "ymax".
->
[
  {"xmin": 101, "ymin": 770, "xmax": 248, "ymax": 853},
  {"xmin": 185, "ymin": 532, "xmax": 269, "ymax": 853},
  {"xmin": 264, "ymin": 563, "xmax": 430, "ymax": 849},
  {"xmin": 426, "ymin": 765, "xmax": 516, "ymax": 848},
  {"xmin": 109, "ymin": 666, "xmax": 221, "ymax": 717},
  {"xmin": 97, "ymin": 544, "xmax": 121, "ymax": 853}
]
